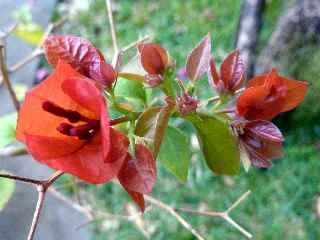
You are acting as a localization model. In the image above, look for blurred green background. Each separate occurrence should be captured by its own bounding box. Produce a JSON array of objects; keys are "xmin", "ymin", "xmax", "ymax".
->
[{"xmin": 52, "ymin": 0, "xmax": 320, "ymax": 239}]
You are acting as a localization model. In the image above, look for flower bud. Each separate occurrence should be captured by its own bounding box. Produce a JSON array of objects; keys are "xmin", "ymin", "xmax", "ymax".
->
[
  {"xmin": 144, "ymin": 74, "xmax": 163, "ymax": 87},
  {"xmin": 176, "ymin": 92, "xmax": 199, "ymax": 116}
]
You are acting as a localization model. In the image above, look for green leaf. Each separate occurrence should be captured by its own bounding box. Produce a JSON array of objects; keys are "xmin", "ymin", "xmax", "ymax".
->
[
  {"xmin": 158, "ymin": 126, "xmax": 191, "ymax": 182},
  {"xmin": 13, "ymin": 23, "xmax": 44, "ymax": 45},
  {"xmin": 118, "ymin": 72, "xmax": 145, "ymax": 83},
  {"xmin": 187, "ymin": 114, "xmax": 240, "ymax": 175},
  {"xmin": 135, "ymin": 107, "xmax": 162, "ymax": 137},
  {"xmin": 0, "ymin": 175, "xmax": 15, "ymax": 211},
  {"xmin": 0, "ymin": 113, "xmax": 17, "ymax": 149},
  {"xmin": 114, "ymin": 77, "xmax": 146, "ymax": 109},
  {"xmin": 135, "ymin": 99, "xmax": 174, "ymax": 157}
]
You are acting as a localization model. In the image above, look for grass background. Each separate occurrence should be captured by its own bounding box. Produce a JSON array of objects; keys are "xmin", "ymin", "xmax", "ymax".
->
[{"xmin": 54, "ymin": 0, "xmax": 320, "ymax": 239}]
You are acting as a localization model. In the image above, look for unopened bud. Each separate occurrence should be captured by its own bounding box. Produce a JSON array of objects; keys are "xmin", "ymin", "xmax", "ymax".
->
[
  {"xmin": 144, "ymin": 74, "xmax": 163, "ymax": 87},
  {"xmin": 176, "ymin": 92, "xmax": 199, "ymax": 116}
]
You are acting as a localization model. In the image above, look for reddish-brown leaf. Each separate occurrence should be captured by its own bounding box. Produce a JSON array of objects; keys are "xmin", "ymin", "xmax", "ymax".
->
[
  {"xmin": 138, "ymin": 43, "xmax": 168, "ymax": 75},
  {"xmin": 208, "ymin": 57, "xmax": 220, "ymax": 87},
  {"xmin": 124, "ymin": 188, "xmax": 145, "ymax": 212},
  {"xmin": 245, "ymin": 120, "xmax": 284, "ymax": 142},
  {"xmin": 186, "ymin": 33, "xmax": 211, "ymax": 82},
  {"xmin": 135, "ymin": 98, "xmax": 174, "ymax": 157},
  {"xmin": 135, "ymin": 107, "xmax": 162, "ymax": 137},
  {"xmin": 43, "ymin": 35, "xmax": 107, "ymax": 82},
  {"xmin": 43, "ymin": 35, "xmax": 103, "ymax": 71},
  {"xmin": 220, "ymin": 49, "xmax": 245, "ymax": 92},
  {"xmin": 240, "ymin": 120, "xmax": 284, "ymax": 168},
  {"xmin": 89, "ymin": 61, "xmax": 117, "ymax": 88},
  {"xmin": 118, "ymin": 144, "xmax": 157, "ymax": 194}
]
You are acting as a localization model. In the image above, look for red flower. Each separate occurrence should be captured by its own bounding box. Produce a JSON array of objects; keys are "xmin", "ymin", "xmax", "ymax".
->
[
  {"xmin": 237, "ymin": 120, "xmax": 284, "ymax": 168},
  {"xmin": 237, "ymin": 69, "xmax": 308, "ymax": 120},
  {"xmin": 16, "ymin": 61, "xmax": 128, "ymax": 184},
  {"xmin": 208, "ymin": 50, "xmax": 245, "ymax": 94}
]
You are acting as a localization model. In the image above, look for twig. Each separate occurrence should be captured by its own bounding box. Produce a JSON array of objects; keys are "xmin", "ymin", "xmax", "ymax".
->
[
  {"xmin": 106, "ymin": 0, "xmax": 119, "ymax": 54},
  {"xmin": 0, "ymin": 171, "xmax": 64, "ymax": 240},
  {"xmin": 9, "ymin": 48, "xmax": 43, "ymax": 73},
  {"xmin": 105, "ymin": 0, "xmax": 149, "ymax": 72},
  {"xmin": 110, "ymin": 115, "xmax": 130, "ymax": 125},
  {"xmin": 49, "ymin": 187, "xmax": 94, "ymax": 220},
  {"xmin": 27, "ymin": 186, "xmax": 46, "ymax": 240},
  {"xmin": 122, "ymin": 35, "xmax": 150, "ymax": 52},
  {"xmin": 0, "ymin": 145, "xmax": 28, "ymax": 157},
  {"xmin": 8, "ymin": 17, "xmax": 67, "ymax": 73},
  {"xmin": 0, "ymin": 39, "xmax": 20, "ymax": 111},
  {"xmin": 202, "ymin": 87, "xmax": 246, "ymax": 107},
  {"xmin": 175, "ymin": 190, "xmax": 253, "ymax": 239},
  {"xmin": 0, "ymin": 173, "xmax": 42, "ymax": 185},
  {"xmin": 0, "ymin": 23, "xmax": 18, "ymax": 39},
  {"xmin": 145, "ymin": 195, "xmax": 206, "ymax": 240},
  {"xmin": 214, "ymin": 108, "xmax": 236, "ymax": 114},
  {"xmin": 226, "ymin": 190, "xmax": 251, "ymax": 214}
]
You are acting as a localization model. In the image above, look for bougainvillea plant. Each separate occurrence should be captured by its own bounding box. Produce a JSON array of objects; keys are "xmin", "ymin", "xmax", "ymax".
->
[{"xmin": 15, "ymin": 32, "xmax": 308, "ymax": 209}]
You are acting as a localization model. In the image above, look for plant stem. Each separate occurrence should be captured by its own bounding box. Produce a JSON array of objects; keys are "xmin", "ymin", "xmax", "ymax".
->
[
  {"xmin": 145, "ymin": 195, "xmax": 205, "ymax": 240},
  {"xmin": 0, "ymin": 171, "xmax": 64, "ymax": 240},
  {"xmin": 106, "ymin": 0, "xmax": 120, "ymax": 69},
  {"xmin": 0, "ymin": 40, "xmax": 20, "ymax": 111},
  {"xmin": 174, "ymin": 190, "xmax": 253, "ymax": 239},
  {"xmin": 27, "ymin": 186, "xmax": 46, "ymax": 240},
  {"xmin": 0, "ymin": 173, "xmax": 42, "ymax": 185}
]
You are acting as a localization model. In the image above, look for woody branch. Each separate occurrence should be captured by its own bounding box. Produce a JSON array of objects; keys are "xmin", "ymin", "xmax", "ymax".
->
[{"xmin": 0, "ymin": 171, "xmax": 64, "ymax": 240}]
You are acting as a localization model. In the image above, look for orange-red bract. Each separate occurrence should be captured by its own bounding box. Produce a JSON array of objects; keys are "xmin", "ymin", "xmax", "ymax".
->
[
  {"xmin": 239, "ymin": 120, "xmax": 284, "ymax": 168},
  {"xmin": 16, "ymin": 61, "xmax": 128, "ymax": 184},
  {"xmin": 237, "ymin": 69, "xmax": 308, "ymax": 120}
]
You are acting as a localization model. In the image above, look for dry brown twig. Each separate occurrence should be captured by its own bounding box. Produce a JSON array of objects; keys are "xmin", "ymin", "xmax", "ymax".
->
[
  {"xmin": 105, "ymin": 0, "xmax": 150, "ymax": 71},
  {"xmin": 0, "ymin": 171, "xmax": 64, "ymax": 240},
  {"xmin": 0, "ymin": 39, "xmax": 20, "ymax": 111},
  {"xmin": 145, "ymin": 191, "xmax": 252, "ymax": 240},
  {"xmin": 145, "ymin": 195, "xmax": 206, "ymax": 240},
  {"xmin": 174, "ymin": 190, "xmax": 253, "ymax": 239}
]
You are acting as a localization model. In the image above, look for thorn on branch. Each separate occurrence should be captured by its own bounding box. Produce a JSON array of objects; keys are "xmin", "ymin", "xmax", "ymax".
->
[
  {"xmin": 0, "ymin": 171, "xmax": 64, "ymax": 240},
  {"xmin": 175, "ymin": 190, "xmax": 253, "ymax": 239},
  {"xmin": 145, "ymin": 195, "xmax": 206, "ymax": 240},
  {"xmin": 0, "ymin": 39, "xmax": 20, "ymax": 111}
]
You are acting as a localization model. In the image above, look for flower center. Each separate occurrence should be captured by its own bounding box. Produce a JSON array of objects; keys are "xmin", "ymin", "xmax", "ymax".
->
[{"xmin": 42, "ymin": 100, "xmax": 100, "ymax": 140}]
